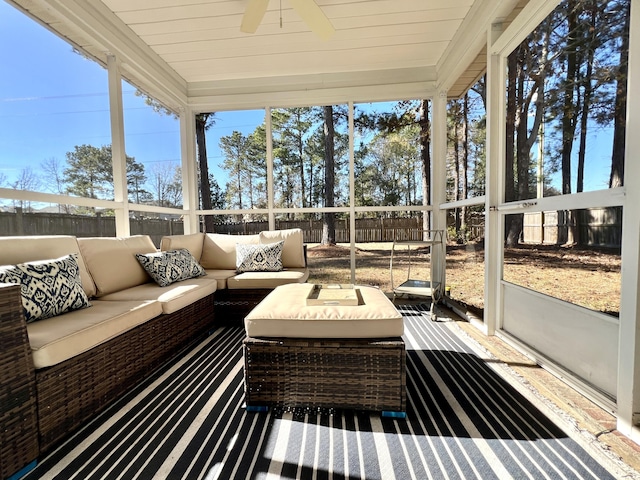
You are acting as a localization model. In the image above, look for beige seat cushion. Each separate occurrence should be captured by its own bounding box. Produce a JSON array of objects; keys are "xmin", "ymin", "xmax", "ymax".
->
[
  {"xmin": 244, "ymin": 283, "xmax": 403, "ymax": 338},
  {"xmin": 27, "ymin": 299, "xmax": 163, "ymax": 369},
  {"xmin": 259, "ymin": 228, "xmax": 306, "ymax": 268},
  {"xmin": 98, "ymin": 277, "xmax": 217, "ymax": 314},
  {"xmin": 227, "ymin": 268, "xmax": 309, "ymax": 290},
  {"xmin": 79, "ymin": 235, "xmax": 157, "ymax": 296},
  {"xmin": 200, "ymin": 233, "xmax": 259, "ymax": 270},
  {"xmin": 203, "ymin": 269, "xmax": 238, "ymax": 290},
  {"xmin": 160, "ymin": 233, "xmax": 205, "ymax": 261},
  {"xmin": 0, "ymin": 235, "xmax": 96, "ymax": 298}
]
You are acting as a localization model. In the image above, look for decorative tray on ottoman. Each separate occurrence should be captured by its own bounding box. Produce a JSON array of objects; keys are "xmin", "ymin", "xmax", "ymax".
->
[{"xmin": 305, "ymin": 284, "xmax": 361, "ymax": 306}]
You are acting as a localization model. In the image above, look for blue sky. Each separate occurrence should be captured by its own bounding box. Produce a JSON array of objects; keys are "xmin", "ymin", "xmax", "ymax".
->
[{"xmin": 0, "ymin": 0, "xmax": 263, "ymax": 193}]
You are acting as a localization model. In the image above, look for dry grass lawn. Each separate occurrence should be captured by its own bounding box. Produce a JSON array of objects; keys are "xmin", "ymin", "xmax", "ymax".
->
[{"xmin": 306, "ymin": 241, "xmax": 621, "ymax": 316}]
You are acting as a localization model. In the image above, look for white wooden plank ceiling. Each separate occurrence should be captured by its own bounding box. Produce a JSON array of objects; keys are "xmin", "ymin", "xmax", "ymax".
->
[{"xmin": 8, "ymin": 0, "xmax": 525, "ymax": 109}]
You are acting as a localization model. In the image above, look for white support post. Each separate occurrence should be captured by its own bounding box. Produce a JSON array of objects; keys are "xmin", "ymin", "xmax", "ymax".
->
[
  {"xmin": 107, "ymin": 54, "xmax": 130, "ymax": 237},
  {"xmin": 431, "ymin": 91, "xmax": 448, "ymax": 294},
  {"xmin": 266, "ymin": 107, "xmax": 275, "ymax": 230},
  {"xmin": 180, "ymin": 108, "xmax": 199, "ymax": 234},
  {"xmin": 349, "ymin": 101, "xmax": 356, "ymax": 284},
  {"xmin": 484, "ymin": 23, "xmax": 507, "ymax": 336},
  {"xmin": 617, "ymin": 0, "xmax": 640, "ymax": 440}
]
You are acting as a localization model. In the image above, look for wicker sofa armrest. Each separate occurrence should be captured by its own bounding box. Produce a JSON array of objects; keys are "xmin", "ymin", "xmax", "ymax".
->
[{"xmin": 0, "ymin": 283, "xmax": 39, "ymax": 480}]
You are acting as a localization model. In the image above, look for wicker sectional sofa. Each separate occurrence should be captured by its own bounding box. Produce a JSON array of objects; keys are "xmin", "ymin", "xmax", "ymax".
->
[
  {"xmin": 160, "ymin": 229, "xmax": 309, "ymax": 324},
  {"xmin": 0, "ymin": 229, "xmax": 308, "ymax": 480}
]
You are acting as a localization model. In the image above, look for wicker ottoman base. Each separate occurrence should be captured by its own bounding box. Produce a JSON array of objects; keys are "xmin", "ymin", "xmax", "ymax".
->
[{"xmin": 243, "ymin": 336, "xmax": 406, "ymax": 413}]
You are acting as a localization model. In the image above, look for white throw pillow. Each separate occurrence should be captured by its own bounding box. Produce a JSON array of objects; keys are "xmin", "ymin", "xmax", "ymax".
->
[{"xmin": 236, "ymin": 241, "xmax": 285, "ymax": 273}]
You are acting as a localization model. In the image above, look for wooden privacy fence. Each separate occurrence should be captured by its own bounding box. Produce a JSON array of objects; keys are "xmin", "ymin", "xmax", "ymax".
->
[
  {"xmin": 0, "ymin": 209, "xmax": 184, "ymax": 247},
  {"xmin": 522, "ymin": 207, "xmax": 622, "ymax": 248},
  {"xmin": 1, "ymin": 208, "xmax": 621, "ymax": 248},
  {"xmin": 218, "ymin": 217, "xmax": 425, "ymax": 243},
  {"xmin": 1, "ymin": 210, "xmax": 425, "ymax": 245}
]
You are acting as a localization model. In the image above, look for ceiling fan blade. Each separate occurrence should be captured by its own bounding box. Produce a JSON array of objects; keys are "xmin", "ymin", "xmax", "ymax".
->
[
  {"xmin": 241, "ymin": 0, "xmax": 269, "ymax": 34},
  {"xmin": 288, "ymin": 0, "xmax": 335, "ymax": 40}
]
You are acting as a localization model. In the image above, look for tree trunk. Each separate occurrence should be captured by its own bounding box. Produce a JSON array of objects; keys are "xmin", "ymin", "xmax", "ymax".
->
[
  {"xmin": 506, "ymin": 24, "xmax": 548, "ymax": 247},
  {"xmin": 248, "ymin": 168, "xmax": 254, "ymax": 208},
  {"xmin": 235, "ymin": 162, "xmax": 243, "ymax": 223},
  {"xmin": 516, "ymin": 62, "xmax": 530, "ymax": 202},
  {"xmin": 195, "ymin": 114, "xmax": 215, "ymax": 232},
  {"xmin": 577, "ymin": 7, "xmax": 597, "ymax": 194},
  {"xmin": 561, "ymin": 0, "xmax": 578, "ymax": 196},
  {"xmin": 509, "ymin": 49, "xmax": 532, "ymax": 247},
  {"xmin": 610, "ymin": 0, "xmax": 630, "ymax": 188},
  {"xmin": 321, "ymin": 106, "xmax": 336, "ymax": 245},
  {"xmin": 298, "ymin": 137, "xmax": 306, "ymax": 208},
  {"xmin": 505, "ymin": 49, "xmax": 519, "ymax": 247}
]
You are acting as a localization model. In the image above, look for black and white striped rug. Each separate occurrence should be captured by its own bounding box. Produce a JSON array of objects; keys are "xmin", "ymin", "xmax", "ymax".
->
[{"xmin": 26, "ymin": 305, "xmax": 625, "ymax": 479}]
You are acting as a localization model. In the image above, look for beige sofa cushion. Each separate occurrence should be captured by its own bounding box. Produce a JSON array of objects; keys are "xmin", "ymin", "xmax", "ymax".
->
[
  {"xmin": 244, "ymin": 283, "xmax": 403, "ymax": 338},
  {"xmin": 203, "ymin": 269, "xmax": 238, "ymax": 290},
  {"xmin": 200, "ymin": 233, "xmax": 259, "ymax": 270},
  {"xmin": 160, "ymin": 233, "xmax": 205, "ymax": 261},
  {"xmin": 26, "ymin": 299, "xmax": 163, "ymax": 369},
  {"xmin": 259, "ymin": 228, "xmax": 306, "ymax": 268},
  {"xmin": 98, "ymin": 277, "xmax": 217, "ymax": 314},
  {"xmin": 79, "ymin": 235, "xmax": 157, "ymax": 297},
  {"xmin": 227, "ymin": 268, "xmax": 309, "ymax": 290},
  {"xmin": 0, "ymin": 235, "xmax": 97, "ymax": 298}
]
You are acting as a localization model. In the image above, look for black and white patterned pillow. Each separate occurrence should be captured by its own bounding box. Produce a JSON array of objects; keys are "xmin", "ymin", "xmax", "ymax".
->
[
  {"xmin": 0, "ymin": 254, "xmax": 91, "ymax": 322},
  {"xmin": 236, "ymin": 240, "xmax": 284, "ymax": 273},
  {"xmin": 135, "ymin": 249, "xmax": 206, "ymax": 287}
]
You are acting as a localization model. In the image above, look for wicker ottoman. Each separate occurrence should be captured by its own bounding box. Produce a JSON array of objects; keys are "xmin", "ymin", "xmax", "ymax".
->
[{"xmin": 243, "ymin": 284, "xmax": 406, "ymax": 416}]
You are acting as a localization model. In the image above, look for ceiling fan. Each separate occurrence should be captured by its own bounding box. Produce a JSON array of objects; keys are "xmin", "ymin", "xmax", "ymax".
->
[{"xmin": 240, "ymin": 0, "xmax": 335, "ymax": 40}]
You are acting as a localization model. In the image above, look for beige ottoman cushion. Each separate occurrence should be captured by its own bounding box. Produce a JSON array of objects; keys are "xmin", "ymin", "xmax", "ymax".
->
[
  {"xmin": 227, "ymin": 268, "xmax": 309, "ymax": 289},
  {"xmin": 244, "ymin": 283, "xmax": 403, "ymax": 338}
]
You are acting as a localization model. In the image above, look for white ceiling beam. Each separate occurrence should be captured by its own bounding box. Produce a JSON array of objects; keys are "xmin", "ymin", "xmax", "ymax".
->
[
  {"xmin": 175, "ymin": 45, "xmax": 445, "ymax": 84},
  {"xmin": 188, "ymin": 67, "xmax": 435, "ymax": 95},
  {"xmin": 188, "ymin": 82, "xmax": 438, "ymax": 112},
  {"xmin": 436, "ymin": 0, "xmax": 521, "ymax": 92},
  {"xmin": 490, "ymin": 0, "xmax": 560, "ymax": 56},
  {"xmin": 187, "ymin": 67, "xmax": 437, "ymax": 111}
]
